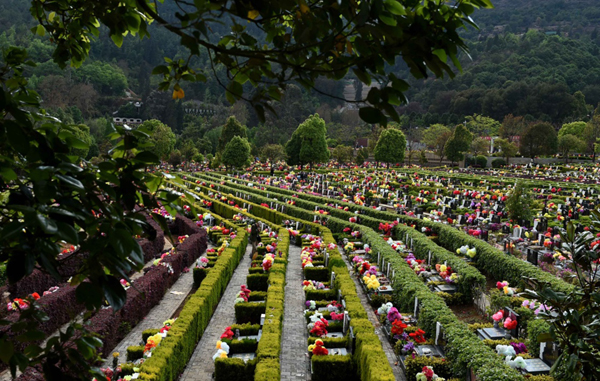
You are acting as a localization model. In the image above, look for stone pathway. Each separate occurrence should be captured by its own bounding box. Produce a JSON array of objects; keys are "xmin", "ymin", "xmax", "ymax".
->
[
  {"xmin": 179, "ymin": 244, "xmax": 253, "ymax": 381},
  {"xmin": 103, "ymin": 241, "xmax": 211, "ymax": 367},
  {"xmin": 338, "ymin": 249, "xmax": 406, "ymax": 381},
  {"xmin": 280, "ymin": 244, "xmax": 310, "ymax": 381}
]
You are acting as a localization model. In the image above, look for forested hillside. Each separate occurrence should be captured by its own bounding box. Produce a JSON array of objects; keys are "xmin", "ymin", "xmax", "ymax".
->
[{"xmin": 2, "ymin": 0, "xmax": 600, "ymax": 156}]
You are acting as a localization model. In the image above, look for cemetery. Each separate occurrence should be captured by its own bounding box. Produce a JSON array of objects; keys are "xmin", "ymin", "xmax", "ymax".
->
[{"xmin": 3, "ymin": 1, "xmax": 600, "ymax": 380}]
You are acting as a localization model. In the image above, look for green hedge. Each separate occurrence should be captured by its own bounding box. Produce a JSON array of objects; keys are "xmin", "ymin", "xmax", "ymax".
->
[
  {"xmin": 214, "ymin": 357, "xmax": 258, "ymax": 381},
  {"xmin": 193, "ymin": 267, "xmax": 209, "ymax": 288},
  {"xmin": 182, "ymin": 175, "xmax": 525, "ymax": 381},
  {"xmin": 195, "ymin": 172, "xmax": 574, "ymax": 293},
  {"xmin": 304, "ymin": 266, "xmax": 330, "ymax": 282},
  {"xmin": 136, "ymin": 207, "xmax": 248, "ymax": 381}
]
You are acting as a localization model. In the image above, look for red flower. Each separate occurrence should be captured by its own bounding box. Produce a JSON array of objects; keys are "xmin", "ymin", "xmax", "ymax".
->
[
  {"xmin": 409, "ymin": 329, "xmax": 426, "ymax": 343},
  {"xmin": 31, "ymin": 292, "xmax": 40, "ymax": 300}
]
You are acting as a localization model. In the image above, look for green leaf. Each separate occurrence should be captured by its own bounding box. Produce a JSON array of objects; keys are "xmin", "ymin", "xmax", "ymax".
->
[
  {"xmin": 432, "ymin": 49, "xmax": 447, "ymax": 62},
  {"xmin": 34, "ymin": 25, "xmax": 45, "ymax": 37},
  {"xmin": 379, "ymin": 15, "xmax": 397, "ymax": 26},
  {"xmin": 55, "ymin": 174, "xmax": 85, "ymax": 191},
  {"xmin": 103, "ymin": 276, "xmax": 127, "ymax": 311},
  {"xmin": 151, "ymin": 65, "xmax": 170, "ymax": 75},
  {"xmin": 35, "ymin": 214, "xmax": 58, "ymax": 234},
  {"xmin": 135, "ymin": 151, "xmax": 159, "ymax": 164},
  {"xmin": 75, "ymin": 283, "xmax": 103, "ymax": 310},
  {"xmin": 111, "ymin": 33, "xmax": 124, "ymax": 48},
  {"xmin": 359, "ymin": 107, "xmax": 384, "ymax": 124},
  {"xmin": 55, "ymin": 222, "xmax": 79, "ymax": 245},
  {"xmin": 352, "ymin": 68, "xmax": 371, "ymax": 86},
  {"xmin": 16, "ymin": 330, "xmax": 45, "ymax": 343},
  {"xmin": 0, "ymin": 339, "xmax": 14, "ymax": 363},
  {"xmin": 0, "ymin": 167, "xmax": 17, "ymax": 181},
  {"xmin": 385, "ymin": 0, "xmax": 406, "ymax": 15}
]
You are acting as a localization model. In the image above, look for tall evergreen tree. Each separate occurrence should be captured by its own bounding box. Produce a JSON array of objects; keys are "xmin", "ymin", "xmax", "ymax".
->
[
  {"xmin": 285, "ymin": 114, "xmax": 329, "ymax": 169},
  {"xmin": 218, "ymin": 116, "xmax": 247, "ymax": 152}
]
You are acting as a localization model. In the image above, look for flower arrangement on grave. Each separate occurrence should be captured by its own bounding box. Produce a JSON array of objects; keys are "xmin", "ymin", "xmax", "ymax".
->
[
  {"xmin": 305, "ymin": 300, "xmax": 317, "ymax": 310},
  {"xmin": 363, "ymin": 274, "xmax": 380, "ymax": 290},
  {"xmin": 435, "ymin": 264, "xmax": 452, "ymax": 278},
  {"xmin": 177, "ymin": 235, "xmax": 189, "ymax": 244},
  {"xmin": 511, "ymin": 342, "xmax": 527, "ymax": 355},
  {"xmin": 387, "ymin": 307, "xmax": 402, "ymax": 323},
  {"xmin": 327, "ymin": 301, "xmax": 342, "ymax": 312},
  {"xmin": 303, "ymin": 280, "xmax": 325, "ymax": 291},
  {"xmin": 330, "ymin": 311, "xmax": 344, "ymax": 321},
  {"xmin": 496, "ymin": 281, "xmax": 516, "ymax": 296},
  {"xmin": 377, "ymin": 302, "xmax": 393, "ymax": 316},
  {"xmin": 503, "ymin": 317, "xmax": 517, "ymax": 330},
  {"xmin": 120, "ymin": 279, "xmax": 131, "ymax": 290},
  {"xmin": 327, "ymin": 242, "xmax": 337, "ymax": 250},
  {"xmin": 505, "ymin": 356, "xmax": 526, "ymax": 370},
  {"xmin": 235, "ymin": 285, "xmax": 251, "ymax": 304},
  {"xmin": 416, "ymin": 366, "xmax": 445, "ymax": 381},
  {"xmin": 409, "ymin": 329, "xmax": 426, "ymax": 343},
  {"xmin": 308, "ymin": 339, "xmax": 329, "ymax": 356},
  {"xmin": 262, "ymin": 253, "xmax": 274, "ymax": 272},
  {"xmin": 213, "ymin": 341, "xmax": 230, "ymax": 361},
  {"xmin": 196, "ymin": 257, "xmax": 209, "ymax": 268},
  {"xmin": 220, "ymin": 326, "xmax": 234, "ymax": 340},
  {"xmin": 391, "ymin": 320, "xmax": 408, "ymax": 337},
  {"xmin": 379, "ymin": 222, "xmax": 397, "ymax": 236},
  {"xmin": 351, "ymin": 230, "xmax": 361, "ymax": 238}
]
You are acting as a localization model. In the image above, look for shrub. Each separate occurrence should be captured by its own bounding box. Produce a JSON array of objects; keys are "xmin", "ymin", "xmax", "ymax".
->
[
  {"xmin": 304, "ymin": 267, "xmax": 330, "ymax": 282},
  {"xmin": 246, "ymin": 273, "xmax": 269, "ymax": 291},
  {"xmin": 311, "ymin": 355, "xmax": 356, "ymax": 381},
  {"xmin": 475, "ymin": 155, "xmax": 488, "ymax": 168},
  {"xmin": 492, "ymin": 158, "xmax": 506, "ymax": 168},
  {"xmin": 193, "ymin": 267, "xmax": 210, "ymax": 288},
  {"xmin": 214, "ymin": 357, "xmax": 258, "ymax": 381},
  {"xmin": 234, "ymin": 303, "xmax": 266, "ymax": 324},
  {"xmin": 405, "ymin": 356, "xmax": 453, "ymax": 380},
  {"xmin": 126, "ymin": 345, "xmax": 144, "ymax": 362},
  {"xmin": 527, "ymin": 319, "xmax": 551, "ymax": 357},
  {"xmin": 142, "ymin": 329, "xmax": 160, "ymax": 343}
]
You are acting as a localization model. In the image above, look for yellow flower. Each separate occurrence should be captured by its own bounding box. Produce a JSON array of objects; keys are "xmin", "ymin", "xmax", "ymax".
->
[
  {"xmin": 172, "ymin": 87, "xmax": 185, "ymax": 100},
  {"xmin": 248, "ymin": 10, "xmax": 260, "ymax": 19}
]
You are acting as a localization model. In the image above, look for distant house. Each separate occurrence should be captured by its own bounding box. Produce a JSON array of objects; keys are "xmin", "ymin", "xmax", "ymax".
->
[
  {"xmin": 113, "ymin": 117, "xmax": 143, "ymax": 126},
  {"xmin": 355, "ymin": 138, "xmax": 368, "ymax": 149}
]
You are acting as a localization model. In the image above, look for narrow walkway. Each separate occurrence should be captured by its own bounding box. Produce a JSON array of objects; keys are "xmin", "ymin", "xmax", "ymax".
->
[
  {"xmin": 280, "ymin": 245, "xmax": 310, "ymax": 381},
  {"xmin": 338, "ymin": 248, "xmax": 406, "ymax": 381},
  {"xmin": 179, "ymin": 244, "xmax": 253, "ymax": 381},
  {"xmin": 102, "ymin": 241, "xmax": 211, "ymax": 367}
]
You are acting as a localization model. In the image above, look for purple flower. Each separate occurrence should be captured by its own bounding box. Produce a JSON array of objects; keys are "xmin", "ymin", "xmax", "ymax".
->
[
  {"xmin": 401, "ymin": 332, "xmax": 409, "ymax": 341},
  {"xmin": 403, "ymin": 342, "xmax": 415, "ymax": 352},
  {"xmin": 387, "ymin": 307, "xmax": 402, "ymax": 323},
  {"xmin": 510, "ymin": 342, "xmax": 528, "ymax": 354}
]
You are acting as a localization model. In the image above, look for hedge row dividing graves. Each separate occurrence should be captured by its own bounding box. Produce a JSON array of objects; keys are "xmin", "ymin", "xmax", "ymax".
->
[
  {"xmin": 167, "ymin": 179, "xmax": 395, "ymax": 381},
  {"xmin": 126, "ymin": 208, "xmax": 249, "ymax": 381},
  {"xmin": 5, "ymin": 214, "xmax": 206, "ymax": 381},
  {"xmin": 178, "ymin": 174, "xmax": 536, "ymax": 380},
  {"xmin": 196, "ymin": 171, "xmax": 575, "ymax": 294}
]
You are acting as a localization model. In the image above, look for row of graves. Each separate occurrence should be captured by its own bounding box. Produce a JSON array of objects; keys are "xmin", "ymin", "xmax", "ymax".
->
[
  {"xmin": 300, "ymin": 233, "xmax": 356, "ymax": 379},
  {"xmin": 461, "ymin": 163, "xmax": 600, "ymax": 184},
  {"xmin": 338, "ymin": 229, "xmax": 455, "ymax": 380},
  {"xmin": 337, "ymin": 226, "xmax": 561, "ymax": 379},
  {"xmin": 212, "ymin": 219, "xmax": 284, "ymax": 378}
]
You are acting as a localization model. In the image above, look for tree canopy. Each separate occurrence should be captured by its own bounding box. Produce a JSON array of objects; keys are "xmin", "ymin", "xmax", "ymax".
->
[
  {"xmin": 139, "ymin": 119, "xmax": 176, "ymax": 160},
  {"xmin": 520, "ymin": 122, "xmax": 558, "ymax": 159},
  {"xmin": 444, "ymin": 123, "xmax": 473, "ymax": 164},
  {"xmin": 218, "ymin": 116, "xmax": 247, "ymax": 152},
  {"xmin": 222, "ymin": 136, "xmax": 251, "ymax": 169},
  {"xmin": 285, "ymin": 114, "xmax": 330, "ymax": 168},
  {"xmin": 374, "ymin": 128, "xmax": 406, "ymax": 167}
]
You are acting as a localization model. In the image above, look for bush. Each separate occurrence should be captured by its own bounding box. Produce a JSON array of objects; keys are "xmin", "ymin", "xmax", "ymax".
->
[
  {"xmin": 126, "ymin": 345, "xmax": 144, "ymax": 362},
  {"xmin": 246, "ymin": 273, "xmax": 269, "ymax": 291},
  {"xmin": 405, "ymin": 356, "xmax": 453, "ymax": 380},
  {"xmin": 304, "ymin": 267, "xmax": 330, "ymax": 282},
  {"xmin": 311, "ymin": 355, "xmax": 356, "ymax": 381},
  {"xmin": 475, "ymin": 155, "xmax": 488, "ymax": 168},
  {"xmin": 142, "ymin": 329, "xmax": 160, "ymax": 343},
  {"xmin": 214, "ymin": 357, "xmax": 258, "ymax": 381},
  {"xmin": 193, "ymin": 267, "xmax": 209, "ymax": 288},
  {"xmin": 527, "ymin": 319, "xmax": 551, "ymax": 357},
  {"xmin": 491, "ymin": 158, "xmax": 506, "ymax": 168},
  {"xmin": 234, "ymin": 303, "xmax": 266, "ymax": 324}
]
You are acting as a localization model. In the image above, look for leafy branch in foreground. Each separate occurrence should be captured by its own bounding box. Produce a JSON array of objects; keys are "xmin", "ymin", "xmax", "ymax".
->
[
  {"xmin": 0, "ymin": 46, "xmax": 197, "ymax": 379},
  {"xmin": 524, "ymin": 214, "xmax": 600, "ymax": 380},
  {"xmin": 29, "ymin": 0, "xmax": 493, "ymax": 124}
]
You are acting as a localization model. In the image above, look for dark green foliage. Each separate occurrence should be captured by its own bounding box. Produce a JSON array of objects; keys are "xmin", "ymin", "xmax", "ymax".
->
[
  {"xmin": 311, "ymin": 355, "xmax": 357, "ymax": 381},
  {"xmin": 126, "ymin": 345, "xmax": 144, "ymax": 362},
  {"xmin": 214, "ymin": 357, "xmax": 258, "ymax": 381},
  {"xmin": 246, "ymin": 273, "xmax": 269, "ymax": 291},
  {"xmin": 445, "ymin": 124, "xmax": 473, "ymax": 164},
  {"xmin": 304, "ymin": 267, "xmax": 330, "ymax": 282},
  {"xmin": 506, "ymin": 181, "xmax": 533, "ymax": 223},
  {"xmin": 285, "ymin": 114, "xmax": 330, "ymax": 168},
  {"xmin": 234, "ymin": 303, "xmax": 266, "ymax": 324},
  {"xmin": 520, "ymin": 122, "xmax": 558, "ymax": 159},
  {"xmin": 218, "ymin": 116, "xmax": 247, "ymax": 152},
  {"xmin": 193, "ymin": 267, "xmax": 209, "ymax": 288},
  {"xmin": 405, "ymin": 356, "xmax": 453, "ymax": 380},
  {"xmin": 373, "ymin": 128, "xmax": 406, "ymax": 167},
  {"xmin": 491, "ymin": 158, "xmax": 506, "ymax": 168}
]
